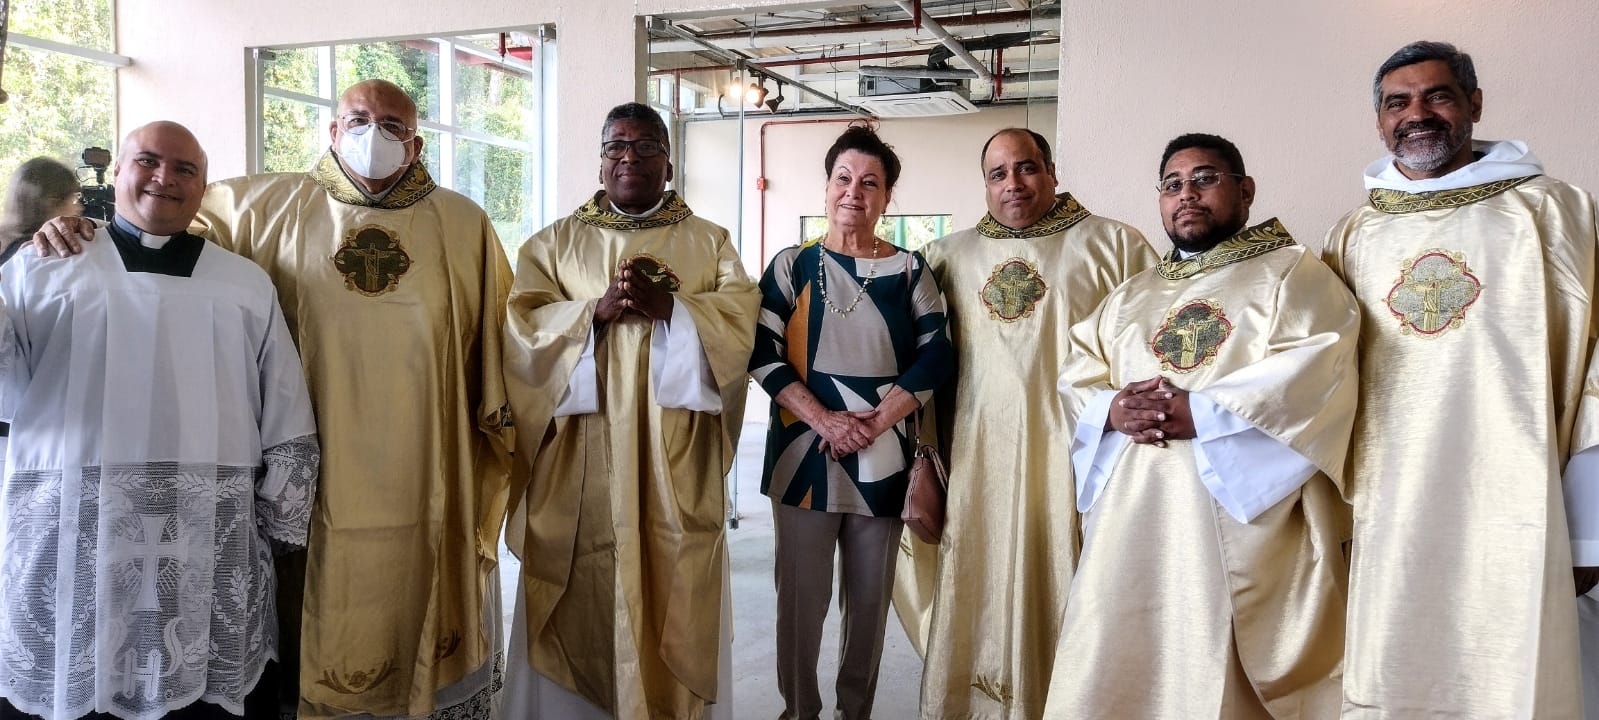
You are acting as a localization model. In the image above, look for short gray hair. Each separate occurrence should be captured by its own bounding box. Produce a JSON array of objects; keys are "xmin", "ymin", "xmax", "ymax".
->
[
  {"xmin": 601, "ymin": 102, "xmax": 669, "ymax": 145},
  {"xmin": 1372, "ymin": 41, "xmax": 1477, "ymax": 109}
]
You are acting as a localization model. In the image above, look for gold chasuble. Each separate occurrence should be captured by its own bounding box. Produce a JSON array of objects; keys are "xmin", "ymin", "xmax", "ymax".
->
[
  {"xmin": 1324, "ymin": 174, "xmax": 1599, "ymax": 719},
  {"xmin": 895, "ymin": 193, "xmax": 1156, "ymax": 719},
  {"xmin": 1048, "ymin": 220, "xmax": 1357, "ymax": 720},
  {"xmin": 195, "ymin": 154, "xmax": 514, "ymax": 719},
  {"xmin": 504, "ymin": 191, "xmax": 758, "ymax": 719}
]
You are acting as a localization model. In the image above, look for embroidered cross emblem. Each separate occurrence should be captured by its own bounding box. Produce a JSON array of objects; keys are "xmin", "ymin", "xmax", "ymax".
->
[
  {"xmin": 980, "ymin": 258, "xmax": 1048, "ymax": 322},
  {"xmin": 334, "ymin": 225, "xmax": 412, "ymax": 296},
  {"xmin": 1150, "ymin": 299, "xmax": 1233, "ymax": 372},
  {"xmin": 109, "ymin": 514, "xmax": 180, "ymax": 612},
  {"xmin": 1386, "ymin": 249, "xmax": 1482, "ymax": 337}
]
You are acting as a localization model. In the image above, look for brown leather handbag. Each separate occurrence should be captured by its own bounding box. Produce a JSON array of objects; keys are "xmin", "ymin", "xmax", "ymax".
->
[
  {"xmin": 901, "ymin": 426, "xmax": 948, "ymax": 544},
  {"xmin": 900, "ymin": 251, "xmax": 948, "ymax": 544}
]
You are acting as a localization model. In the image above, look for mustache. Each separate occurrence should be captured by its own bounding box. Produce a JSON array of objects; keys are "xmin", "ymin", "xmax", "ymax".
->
[
  {"xmin": 1170, "ymin": 204, "xmax": 1210, "ymax": 224},
  {"xmin": 1395, "ymin": 119, "xmax": 1451, "ymax": 141}
]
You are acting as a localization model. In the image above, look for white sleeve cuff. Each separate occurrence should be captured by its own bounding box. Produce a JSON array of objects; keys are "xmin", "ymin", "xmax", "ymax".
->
[
  {"xmin": 1189, "ymin": 392, "xmax": 1317, "ymax": 523},
  {"xmin": 1564, "ymin": 446, "xmax": 1599, "ymax": 566},
  {"xmin": 650, "ymin": 300, "xmax": 722, "ymax": 413},
  {"xmin": 553, "ymin": 328, "xmax": 599, "ymax": 417},
  {"xmin": 1072, "ymin": 389, "xmax": 1128, "ymax": 513}
]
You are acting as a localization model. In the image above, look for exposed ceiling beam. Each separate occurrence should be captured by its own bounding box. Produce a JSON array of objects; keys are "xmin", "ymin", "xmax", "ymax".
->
[
  {"xmin": 894, "ymin": 0, "xmax": 995, "ymax": 86},
  {"xmin": 1004, "ymin": 0, "xmax": 1033, "ymax": 10},
  {"xmin": 651, "ymin": 19, "xmax": 872, "ymax": 118}
]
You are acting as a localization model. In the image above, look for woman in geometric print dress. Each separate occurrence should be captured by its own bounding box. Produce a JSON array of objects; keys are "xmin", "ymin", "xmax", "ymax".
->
[{"xmin": 749, "ymin": 125, "xmax": 953, "ymax": 720}]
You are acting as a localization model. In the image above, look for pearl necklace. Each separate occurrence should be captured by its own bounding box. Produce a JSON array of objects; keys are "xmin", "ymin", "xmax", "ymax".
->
[{"xmin": 817, "ymin": 236, "xmax": 882, "ymax": 315}]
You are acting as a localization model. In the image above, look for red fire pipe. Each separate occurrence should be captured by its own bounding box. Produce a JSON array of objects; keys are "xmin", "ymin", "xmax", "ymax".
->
[
  {"xmin": 757, "ymin": 118, "xmax": 871, "ymax": 266},
  {"xmin": 912, "ymin": 0, "xmax": 922, "ymax": 30},
  {"xmin": 649, "ymin": 48, "xmax": 930, "ymax": 76},
  {"xmin": 994, "ymin": 46, "xmax": 1003, "ymax": 99}
]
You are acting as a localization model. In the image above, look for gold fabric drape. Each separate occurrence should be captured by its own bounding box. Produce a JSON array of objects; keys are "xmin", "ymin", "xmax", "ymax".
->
[
  {"xmin": 504, "ymin": 191, "xmax": 758, "ymax": 719},
  {"xmin": 1323, "ymin": 175, "xmax": 1599, "ymax": 719},
  {"xmin": 195, "ymin": 156, "xmax": 514, "ymax": 718},
  {"xmin": 1047, "ymin": 222, "xmax": 1357, "ymax": 720},
  {"xmin": 893, "ymin": 194, "xmax": 1157, "ymax": 719}
]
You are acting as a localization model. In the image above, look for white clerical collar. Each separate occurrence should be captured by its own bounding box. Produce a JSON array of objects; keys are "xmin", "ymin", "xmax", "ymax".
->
[
  {"xmin": 610, "ymin": 196, "xmax": 666, "ymax": 219},
  {"xmin": 1176, "ymin": 247, "xmax": 1199, "ymax": 260},
  {"xmin": 112, "ymin": 214, "xmax": 175, "ymax": 249},
  {"xmin": 1363, "ymin": 139, "xmax": 1543, "ymax": 193}
]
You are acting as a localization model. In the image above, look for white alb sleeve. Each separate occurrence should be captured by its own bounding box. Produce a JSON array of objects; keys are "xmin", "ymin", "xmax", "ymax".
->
[
  {"xmin": 553, "ymin": 327, "xmax": 599, "ymax": 417},
  {"xmin": 1072, "ymin": 389, "xmax": 1130, "ymax": 513},
  {"xmin": 1188, "ymin": 391, "xmax": 1318, "ymax": 523},
  {"xmin": 650, "ymin": 300, "xmax": 722, "ymax": 413},
  {"xmin": 1563, "ymin": 447, "xmax": 1599, "ymax": 566}
]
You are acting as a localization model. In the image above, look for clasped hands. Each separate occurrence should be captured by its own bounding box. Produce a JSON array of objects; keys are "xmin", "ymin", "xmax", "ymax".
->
[
  {"xmin": 1106, "ymin": 376, "xmax": 1196, "ymax": 448},
  {"xmin": 813, "ymin": 407, "xmax": 892, "ymax": 461},
  {"xmin": 594, "ymin": 258, "xmax": 673, "ymax": 324}
]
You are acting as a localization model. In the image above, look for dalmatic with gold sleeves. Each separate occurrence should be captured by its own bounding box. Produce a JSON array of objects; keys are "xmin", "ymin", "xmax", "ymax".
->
[
  {"xmin": 1322, "ymin": 140, "xmax": 1599, "ymax": 719},
  {"xmin": 195, "ymin": 152, "xmax": 515, "ymax": 720},
  {"xmin": 891, "ymin": 193, "xmax": 1156, "ymax": 719},
  {"xmin": 502, "ymin": 191, "xmax": 758, "ymax": 720},
  {"xmin": 1046, "ymin": 219, "xmax": 1358, "ymax": 720}
]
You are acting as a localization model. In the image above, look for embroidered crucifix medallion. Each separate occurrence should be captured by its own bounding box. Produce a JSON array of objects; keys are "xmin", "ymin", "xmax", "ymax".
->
[
  {"xmin": 1150, "ymin": 299, "xmax": 1233, "ymax": 372},
  {"xmin": 980, "ymin": 258, "xmax": 1047, "ymax": 322},
  {"xmin": 334, "ymin": 225, "xmax": 412, "ymax": 296},
  {"xmin": 1385, "ymin": 249, "xmax": 1482, "ymax": 337}
]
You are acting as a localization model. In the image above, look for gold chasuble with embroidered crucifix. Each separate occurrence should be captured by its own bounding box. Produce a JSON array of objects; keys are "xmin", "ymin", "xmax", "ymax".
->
[
  {"xmin": 195, "ymin": 152, "xmax": 515, "ymax": 719},
  {"xmin": 1046, "ymin": 219, "xmax": 1357, "ymax": 720},
  {"xmin": 504, "ymin": 191, "xmax": 758, "ymax": 719},
  {"xmin": 1324, "ymin": 173, "xmax": 1599, "ymax": 719},
  {"xmin": 891, "ymin": 193, "xmax": 1156, "ymax": 719}
]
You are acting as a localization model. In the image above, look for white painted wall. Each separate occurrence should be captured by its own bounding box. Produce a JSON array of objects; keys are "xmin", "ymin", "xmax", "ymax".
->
[
  {"xmin": 120, "ymin": 0, "xmax": 1599, "ymax": 252},
  {"xmin": 676, "ymin": 103, "xmax": 1058, "ymax": 274},
  {"xmin": 1058, "ymin": 0, "xmax": 1599, "ymax": 252}
]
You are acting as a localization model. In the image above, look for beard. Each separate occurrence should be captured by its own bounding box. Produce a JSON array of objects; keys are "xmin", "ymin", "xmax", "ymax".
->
[
  {"xmin": 1388, "ymin": 118, "xmax": 1472, "ymax": 174},
  {"xmin": 1165, "ymin": 207, "xmax": 1246, "ymax": 255}
]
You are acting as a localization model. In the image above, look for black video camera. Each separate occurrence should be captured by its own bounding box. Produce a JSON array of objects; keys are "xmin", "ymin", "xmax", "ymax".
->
[{"xmin": 78, "ymin": 147, "xmax": 114, "ymax": 222}]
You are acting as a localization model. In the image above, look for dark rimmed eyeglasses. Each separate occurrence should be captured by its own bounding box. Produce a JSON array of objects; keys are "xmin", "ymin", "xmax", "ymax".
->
[{"xmin": 601, "ymin": 139, "xmax": 667, "ymax": 160}]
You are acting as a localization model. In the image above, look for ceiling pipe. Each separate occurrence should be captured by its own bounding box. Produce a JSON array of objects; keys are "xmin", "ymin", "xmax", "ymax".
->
[
  {"xmin": 649, "ymin": 48, "xmax": 931, "ymax": 76},
  {"xmin": 894, "ymin": 0, "xmax": 996, "ymax": 86},
  {"xmin": 857, "ymin": 65, "xmax": 976, "ymax": 80},
  {"xmin": 652, "ymin": 18, "xmax": 872, "ymax": 118},
  {"xmin": 684, "ymin": 8, "xmax": 1047, "ymax": 41}
]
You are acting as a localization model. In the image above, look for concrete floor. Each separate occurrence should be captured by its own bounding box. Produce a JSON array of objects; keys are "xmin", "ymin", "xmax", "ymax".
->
[{"xmin": 498, "ymin": 384, "xmax": 925, "ymax": 719}]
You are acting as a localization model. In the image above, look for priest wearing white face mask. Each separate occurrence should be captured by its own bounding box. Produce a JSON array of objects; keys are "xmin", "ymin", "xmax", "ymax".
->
[{"xmin": 32, "ymin": 79, "xmax": 516, "ymax": 720}]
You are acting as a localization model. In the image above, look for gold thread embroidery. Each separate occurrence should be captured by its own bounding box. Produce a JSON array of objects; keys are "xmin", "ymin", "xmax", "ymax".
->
[
  {"xmin": 310, "ymin": 151, "xmax": 438, "ymax": 209},
  {"xmin": 980, "ymin": 258, "xmax": 1048, "ymax": 322},
  {"xmin": 574, "ymin": 191, "xmax": 694, "ymax": 231},
  {"xmin": 976, "ymin": 192, "xmax": 1091, "ymax": 239},
  {"xmin": 1368, "ymin": 176, "xmax": 1536, "ymax": 214},
  {"xmin": 970, "ymin": 674, "xmax": 1014, "ymax": 707},
  {"xmin": 333, "ymin": 225, "xmax": 412, "ymax": 296},
  {"xmin": 1150, "ymin": 299, "xmax": 1233, "ymax": 372},
  {"xmin": 625, "ymin": 252, "xmax": 683, "ymax": 292},
  {"xmin": 315, "ymin": 660, "xmax": 397, "ymax": 695},
  {"xmin": 433, "ymin": 630, "xmax": 463, "ymax": 662},
  {"xmin": 1157, "ymin": 218, "xmax": 1296, "ymax": 280},
  {"xmin": 1385, "ymin": 249, "xmax": 1483, "ymax": 337}
]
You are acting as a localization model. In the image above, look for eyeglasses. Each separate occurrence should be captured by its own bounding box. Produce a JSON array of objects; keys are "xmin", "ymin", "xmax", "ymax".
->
[
  {"xmin": 1156, "ymin": 172, "xmax": 1243, "ymax": 196},
  {"xmin": 339, "ymin": 113, "xmax": 415, "ymax": 142},
  {"xmin": 601, "ymin": 139, "xmax": 667, "ymax": 160}
]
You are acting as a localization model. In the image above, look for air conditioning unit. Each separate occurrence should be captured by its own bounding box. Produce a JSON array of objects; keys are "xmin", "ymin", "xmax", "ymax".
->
[{"xmin": 851, "ymin": 76, "xmax": 978, "ymax": 117}]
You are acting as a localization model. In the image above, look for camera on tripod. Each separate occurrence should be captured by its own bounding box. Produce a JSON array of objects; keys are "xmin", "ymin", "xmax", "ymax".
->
[{"xmin": 78, "ymin": 146, "xmax": 114, "ymax": 222}]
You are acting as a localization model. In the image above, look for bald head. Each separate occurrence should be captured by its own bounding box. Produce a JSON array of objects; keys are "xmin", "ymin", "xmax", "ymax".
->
[
  {"xmin": 114, "ymin": 121, "xmax": 208, "ymax": 235},
  {"xmin": 337, "ymin": 79, "xmax": 419, "ymax": 127},
  {"xmin": 330, "ymin": 79, "xmax": 425, "ymax": 193}
]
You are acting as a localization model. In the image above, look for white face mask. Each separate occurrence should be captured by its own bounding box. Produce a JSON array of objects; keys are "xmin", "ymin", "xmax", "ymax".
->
[{"xmin": 337, "ymin": 126, "xmax": 410, "ymax": 180}]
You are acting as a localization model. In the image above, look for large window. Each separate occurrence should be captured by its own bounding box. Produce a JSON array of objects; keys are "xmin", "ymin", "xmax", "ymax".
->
[
  {"xmin": 800, "ymin": 214, "xmax": 952, "ymax": 251},
  {"xmin": 0, "ymin": 0, "xmax": 124, "ymax": 202},
  {"xmin": 255, "ymin": 30, "xmax": 552, "ymax": 253}
]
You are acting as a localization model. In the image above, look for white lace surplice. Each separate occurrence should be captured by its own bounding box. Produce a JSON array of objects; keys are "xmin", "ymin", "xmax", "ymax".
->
[{"xmin": 0, "ymin": 231, "xmax": 319, "ymax": 720}]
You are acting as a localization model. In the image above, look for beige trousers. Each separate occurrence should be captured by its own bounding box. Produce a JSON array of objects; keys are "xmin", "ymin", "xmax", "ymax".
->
[{"xmin": 772, "ymin": 501, "xmax": 904, "ymax": 720}]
